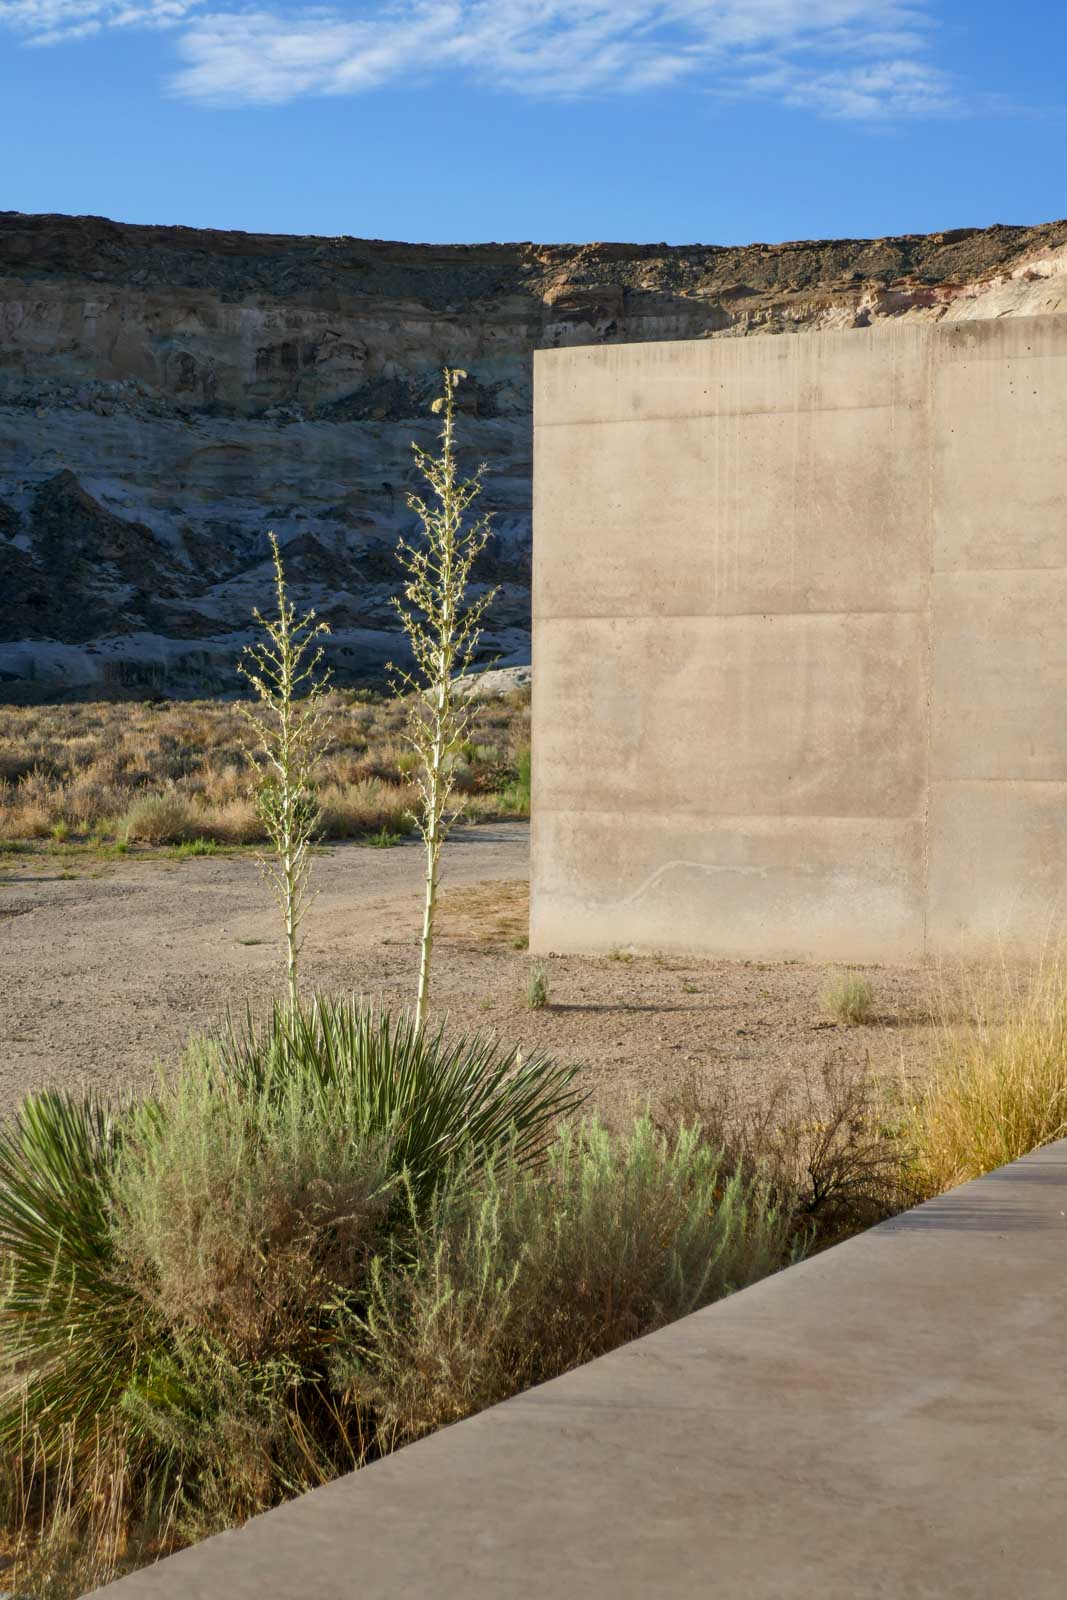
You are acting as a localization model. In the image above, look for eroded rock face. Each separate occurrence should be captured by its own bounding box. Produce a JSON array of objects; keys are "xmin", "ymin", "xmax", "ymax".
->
[{"xmin": 2, "ymin": 212, "xmax": 1066, "ymax": 702}]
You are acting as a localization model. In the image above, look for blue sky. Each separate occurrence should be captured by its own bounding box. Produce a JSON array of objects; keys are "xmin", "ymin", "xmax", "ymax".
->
[{"xmin": 1, "ymin": 1, "xmax": 1064, "ymax": 244}]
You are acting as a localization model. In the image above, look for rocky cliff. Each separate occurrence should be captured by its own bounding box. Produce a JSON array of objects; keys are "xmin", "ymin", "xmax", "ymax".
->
[{"xmin": 2, "ymin": 211, "xmax": 1066, "ymax": 702}]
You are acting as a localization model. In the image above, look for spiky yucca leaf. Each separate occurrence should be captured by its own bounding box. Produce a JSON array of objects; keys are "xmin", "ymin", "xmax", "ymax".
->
[
  {"xmin": 219, "ymin": 997, "xmax": 586, "ymax": 1205},
  {"xmin": 0, "ymin": 1090, "xmax": 149, "ymax": 1458}
]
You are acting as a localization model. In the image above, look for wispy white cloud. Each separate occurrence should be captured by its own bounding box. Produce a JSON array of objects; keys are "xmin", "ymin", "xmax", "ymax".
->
[
  {"xmin": 0, "ymin": 0, "xmax": 959, "ymax": 119},
  {"xmin": 1, "ymin": 0, "xmax": 197, "ymax": 36},
  {"xmin": 747, "ymin": 55, "xmax": 954, "ymax": 117}
]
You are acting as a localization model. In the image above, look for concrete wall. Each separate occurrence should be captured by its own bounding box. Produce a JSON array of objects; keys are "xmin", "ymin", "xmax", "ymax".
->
[{"xmin": 531, "ymin": 314, "xmax": 1067, "ymax": 960}]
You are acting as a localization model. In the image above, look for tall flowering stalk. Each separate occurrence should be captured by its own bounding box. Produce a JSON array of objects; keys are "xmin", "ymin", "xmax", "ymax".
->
[
  {"xmin": 238, "ymin": 531, "xmax": 332, "ymax": 1009},
  {"xmin": 392, "ymin": 369, "xmax": 499, "ymax": 1029}
]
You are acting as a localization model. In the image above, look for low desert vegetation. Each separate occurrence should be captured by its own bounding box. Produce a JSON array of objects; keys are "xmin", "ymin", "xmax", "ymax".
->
[
  {"xmin": 526, "ymin": 961, "xmax": 549, "ymax": 1009},
  {"xmin": 4, "ymin": 963, "xmax": 1067, "ymax": 1592},
  {"xmin": 821, "ymin": 969, "xmax": 876, "ymax": 1025},
  {"xmin": 350, "ymin": 1119, "xmax": 792, "ymax": 1448},
  {"xmin": 656, "ymin": 1062, "xmax": 912, "ymax": 1251},
  {"xmin": 0, "ymin": 691, "xmax": 530, "ymax": 850},
  {"xmin": 903, "ymin": 960, "xmax": 1067, "ymax": 1197},
  {"xmin": 0, "ymin": 1003, "xmax": 781, "ymax": 1594}
]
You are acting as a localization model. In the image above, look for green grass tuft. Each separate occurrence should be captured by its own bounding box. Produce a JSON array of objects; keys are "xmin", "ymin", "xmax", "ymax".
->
[
  {"xmin": 169, "ymin": 838, "xmax": 221, "ymax": 859},
  {"xmin": 526, "ymin": 962, "xmax": 549, "ymax": 1009},
  {"xmin": 359, "ymin": 827, "xmax": 407, "ymax": 849}
]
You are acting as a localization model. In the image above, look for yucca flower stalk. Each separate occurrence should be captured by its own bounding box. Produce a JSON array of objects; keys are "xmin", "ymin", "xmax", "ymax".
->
[
  {"xmin": 238, "ymin": 532, "xmax": 332, "ymax": 1009},
  {"xmin": 391, "ymin": 370, "xmax": 499, "ymax": 1028}
]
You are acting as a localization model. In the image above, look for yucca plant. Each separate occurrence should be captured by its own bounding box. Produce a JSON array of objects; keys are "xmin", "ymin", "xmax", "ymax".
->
[
  {"xmin": 238, "ymin": 531, "xmax": 333, "ymax": 1009},
  {"xmin": 219, "ymin": 996, "xmax": 585, "ymax": 1206},
  {"xmin": 391, "ymin": 369, "xmax": 500, "ymax": 1028},
  {"xmin": 0, "ymin": 1091, "xmax": 150, "ymax": 1461}
]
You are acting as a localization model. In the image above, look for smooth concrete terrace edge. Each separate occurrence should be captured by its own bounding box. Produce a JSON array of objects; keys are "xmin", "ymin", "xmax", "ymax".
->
[{"xmin": 95, "ymin": 1139, "xmax": 1067, "ymax": 1600}]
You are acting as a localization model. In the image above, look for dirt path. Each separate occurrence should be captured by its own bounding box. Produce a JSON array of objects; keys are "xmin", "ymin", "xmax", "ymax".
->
[{"xmin": 0, "ymin": 821, "xmax": 940, "ymax": 1118}]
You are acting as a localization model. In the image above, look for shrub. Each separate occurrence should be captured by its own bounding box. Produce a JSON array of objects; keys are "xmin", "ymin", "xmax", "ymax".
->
[
  {"xmin": 342, "ymin": 1118, "xmax": 794, "ymax": 1447},
  {"xmin": 203, "ymin": 797, "xmax": 265, "ymax": 845},
  {"xmin": 822, "ymin": 970, "xmax": 875, "ymax": 1025},
  {"xmin": 656, "ymin": 1063, "xmax": 908, "ymax": 1247},
  {"xmin": 0, "ymin": 696, "xmax": 530, "ymax": 844},
  {"xmin": 122, "ymin": 791, "xmax": 197, "ymax": 845},
  {"xmin": 526, "ymin": 962, "xmax": 549, "ymax": 1009},
  {"xmin": 1, "ymin": 1038, "xmax": 844, "ymax": 1588},
  {"xmin": 906, "ymin": 962, "xmax": 1067, "ymax": 1197},
  {"xmin": 495, "ymin": 745, "xmax": 531, "ymax": 815},
  {"xmin": 316, "ymin": 780, "xmax": 414, "ymax": 840},
  {"xmin": 113, "ymin": 1050, "xmax": 394, "ymax": 1365},
  {"xmin": 0, "ymin": 746, "xmax": 39, "ymax": 786},
  {"xmin": 218, "ymin": 998, "xmax": 586, "ymax": 1209}
]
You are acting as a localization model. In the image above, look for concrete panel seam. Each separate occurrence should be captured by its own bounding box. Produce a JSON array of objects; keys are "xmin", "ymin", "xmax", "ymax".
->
[
  {"xmin": 534, "ymin": 806, "xmax": 925, "ymax": 822},
  {"xmin": 931, "ymin": 565, "xmax": 1067, "ymax": 576},
  {"xmin": 932, "ymin": 778, "xmax": 1067, "ymax": 789},
  {"xmin": 921, "ymin": 333, "xmax": 935, "ymax": 959},
  {"xmin": 533, "ymin": 608, "xmax": 924, "ymax": 622},
  {"xmin": 534, "ymin": 400, "xmax": 913, "ymax": 429}
]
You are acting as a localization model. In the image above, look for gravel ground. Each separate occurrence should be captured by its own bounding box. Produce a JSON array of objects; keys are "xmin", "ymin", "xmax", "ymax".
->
[{"xmin": 0, "ymin": 821, "xmax": 941, "ymax": 1119}]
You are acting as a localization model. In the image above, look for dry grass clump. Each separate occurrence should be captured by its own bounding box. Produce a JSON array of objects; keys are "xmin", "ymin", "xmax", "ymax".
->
[
  {"xmin": 122, "ymin": 791, "xmax": 198, "ymax": 845},
  {"xmin": 201, "ymin": 797, "xmax": 263, "ymax": 846},
  {"xmin": 905, "ymin": 961, "xmax": 1067, "ymax": 1198},
  {"xmin": 0, "ymin": 689, "xmax": 530, "ymax": 849},
  {"xmin": 822, "ymin": 970, "xmax": 875, "ymax": 1025},
  {"xmin": 0, "ymin": 1421, "xmax": 152, "ymax": 1599},
  {"xmin": 658, "ymin": 958, "xmax": 1067, "ymax": 1231},
  {"xmin": 316, "ymin": 778, "xmax": 414, "ymax": 841}
]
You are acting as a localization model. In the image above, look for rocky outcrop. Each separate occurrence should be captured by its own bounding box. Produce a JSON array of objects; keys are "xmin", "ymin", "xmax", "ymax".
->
[{"xmin": 2, "ymin": 211, "xmax": 1066, "ymax": 702}]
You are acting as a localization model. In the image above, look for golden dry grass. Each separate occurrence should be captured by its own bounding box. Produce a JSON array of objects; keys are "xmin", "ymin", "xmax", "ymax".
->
[
  {"xmin": 0, "ymin": 690, "xmax": 531, "ymax": 849},
  {"xmin": 905, "ymin": 959, "xmax": 1067, "ymax": 1197}
]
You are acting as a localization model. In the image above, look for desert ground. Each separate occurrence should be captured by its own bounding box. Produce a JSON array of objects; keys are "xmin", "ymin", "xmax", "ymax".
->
[{"xmin": 0, "ymin": 818, "xmax": 941, "ymax": 1121}]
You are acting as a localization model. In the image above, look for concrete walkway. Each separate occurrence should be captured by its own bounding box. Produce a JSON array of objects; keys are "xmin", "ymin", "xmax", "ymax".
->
[{"xmin": 96, "ymin": 1141, "xmax": 1067, "ymax": 1599}]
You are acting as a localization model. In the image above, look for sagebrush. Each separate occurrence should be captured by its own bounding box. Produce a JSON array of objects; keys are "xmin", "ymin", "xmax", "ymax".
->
[{"xmin": 344, "ymin": 1118, "xmax": 794, "ymax": 1448}]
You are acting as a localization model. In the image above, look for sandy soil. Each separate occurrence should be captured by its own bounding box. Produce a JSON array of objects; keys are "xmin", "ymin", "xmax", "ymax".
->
[{"xmin": 0, "ymin": 821, "xmax": 941, "ymax": 1119}]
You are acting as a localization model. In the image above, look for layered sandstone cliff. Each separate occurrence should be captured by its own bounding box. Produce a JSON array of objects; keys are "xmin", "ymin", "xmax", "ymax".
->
[{"xmin": 1, "ymin": 211, "xmax": 1066, "ymax": 701}]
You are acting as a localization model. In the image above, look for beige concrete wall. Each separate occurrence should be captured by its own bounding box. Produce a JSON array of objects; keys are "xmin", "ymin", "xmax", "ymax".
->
[{"xmin": 530, "ymin": 314, "xmax": 1067, "ymax": 960}]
